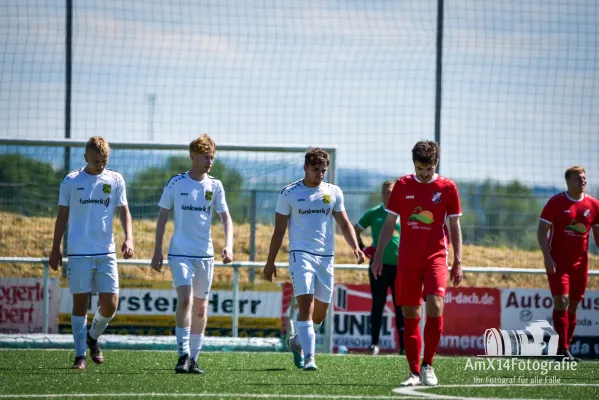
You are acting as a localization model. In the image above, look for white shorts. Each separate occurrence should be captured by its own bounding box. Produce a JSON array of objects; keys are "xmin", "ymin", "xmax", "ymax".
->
[
  {"xmin": 289, "ymin": 251, "xmax": 334, "ymax": 303},
  {"xmin": 169, "ymin": 257, "xmax": 214, "ymax": 299},
  {"xmin": 68, "ymin": 254, "xmax": 119, "ymax": 294}
]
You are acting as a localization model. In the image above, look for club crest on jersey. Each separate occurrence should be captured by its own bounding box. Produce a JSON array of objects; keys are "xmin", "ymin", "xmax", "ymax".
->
[
  {"xmin": 323, "ymin": 194, "xmax": 331, "ymax": 204},
  {"xmin": 584, "ymin": 209, "xmax": 591, "ymax": 218},
  {"xmin": 432, "ymin": 192, "xmax": 441, "ymax": 203},
  {"xmin": 205, "ymin": 191, "xmax": 213, "ymax": 201},
  {"xmin": 102, "ymin": 184, "xmax": 111, "ymax": 194}
]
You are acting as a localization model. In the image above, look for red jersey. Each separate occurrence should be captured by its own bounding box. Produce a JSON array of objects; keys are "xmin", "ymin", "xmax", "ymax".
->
[
  {"xmin": 540, "ymin": 192, "xmax": 599, "ymax": 267},
  {"xmin": 386, "ymin": 174, "xmax": 462, "ymax": 267}
]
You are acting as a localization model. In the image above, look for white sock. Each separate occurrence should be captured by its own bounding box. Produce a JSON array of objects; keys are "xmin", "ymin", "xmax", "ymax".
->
[
  {"xmin": 71, "ymin": 315, "xmax": 87, "ymax": 357},
  {"xmin": 88, "ymin": 309, "xmax": 113, "ymax": 340},
  {"xmin": 296, "ymin": 320, "xmax": 315, "ymax": 359},
  {"xmin": 190, "ymin": 334, "xmax": 204, "ymax": 361},
  {"xmin": 175, "ymin": 327, "xmax": 191, "ymax": 356}
]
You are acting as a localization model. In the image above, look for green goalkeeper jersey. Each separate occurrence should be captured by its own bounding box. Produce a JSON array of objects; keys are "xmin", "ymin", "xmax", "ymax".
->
[{"xmin": 358, "ymin": 204, "xmax": 400, "ymax": 265}]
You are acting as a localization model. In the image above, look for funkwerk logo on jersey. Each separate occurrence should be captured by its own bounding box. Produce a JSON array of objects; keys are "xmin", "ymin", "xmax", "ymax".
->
[
  {"xmin": 299, "ymin": 208, "xmax": 331, "ymax": 216},
  {"xmin": 79, "ymin": 198, "xmax": 110, "ymax": 208},
  {"xmin": 408, "ymin": 207, "xmax": 434, "ymax": 224},
  {"xmin": 181, "ymin": 204, "xmax": 211, "ymax": 213}
]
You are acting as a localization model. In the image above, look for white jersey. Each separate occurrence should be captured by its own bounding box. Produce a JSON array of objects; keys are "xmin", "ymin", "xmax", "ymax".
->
[
  {"xmin": 158, "ymin": 172, "xmax": 228, "ymax": 258},
  {"xmin": 58, "ymin": 168, "xmax": 127, "ymax": 257},
  {"xmin": 276, "ymin": 180, "xmax": 345, "ymax": 256}
]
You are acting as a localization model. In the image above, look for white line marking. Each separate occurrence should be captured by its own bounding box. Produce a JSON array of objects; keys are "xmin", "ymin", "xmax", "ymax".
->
[
  {"xmin": 0, "ymin": 394, "xmax": 411, "ymax": 399},
  {"xmin": 392, "ymin": 383, "xmax": 599, "ymax": 399}
]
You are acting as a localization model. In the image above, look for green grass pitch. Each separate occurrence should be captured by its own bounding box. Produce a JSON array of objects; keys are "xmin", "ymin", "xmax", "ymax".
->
[{"xmin": 0, "ymin": 350, "xmax": 598, "ymax": 399}]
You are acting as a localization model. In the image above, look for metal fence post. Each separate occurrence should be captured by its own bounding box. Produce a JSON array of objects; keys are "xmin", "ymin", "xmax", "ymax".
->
[
  {"xmin": 249, "ymin": 189, "xmax": 257, "ymax": 283},
  {"xmin": 42, "ymin": 260, "xmax": 50, "ymax": 334},
  {"xmin": 232, "ymin": 265, "xmax": 240, "ymax": 337}
]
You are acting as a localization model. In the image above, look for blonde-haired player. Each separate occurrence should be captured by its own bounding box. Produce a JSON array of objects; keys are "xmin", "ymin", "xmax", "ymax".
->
[
  {"xmin": 50, "ymin": 136, "xmax": 134, "ymax": 370},
  {"xmin": 151, "ymin": 133, "xmax": 233, "ymax": 374}
]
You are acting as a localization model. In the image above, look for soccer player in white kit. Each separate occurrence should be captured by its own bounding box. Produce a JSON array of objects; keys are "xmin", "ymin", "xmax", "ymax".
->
[
  {"xmin": 151, "ymin": 134, "xmax": 233, "ymax": 374},
  {"xmin": 49, "ymin": 136, "xmax": 134, "ymax": 370},
  {"xmin": 263, "ymin": 148, "xmax": 365, "ymax": 370}
]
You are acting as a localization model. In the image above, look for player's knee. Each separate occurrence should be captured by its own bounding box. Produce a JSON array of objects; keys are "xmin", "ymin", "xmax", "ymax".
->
[
  {"xmin": 177, "ymin": 295, "xmax": 193, "ymax": 311},
  {"xmin": 553, "ymin": 295, "xmax": 569, "ymax": 310},
  {"xmin": 402, "ymin": 306, "xmax": 420, "ymax": 319},
  {"xmin": 194, "ymin": 304, "xmax": 207, "ymax": 319}
]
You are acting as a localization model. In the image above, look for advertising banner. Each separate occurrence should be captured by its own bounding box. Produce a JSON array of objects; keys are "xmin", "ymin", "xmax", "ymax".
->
[{"xmin": 0, "ymin": 278, "xmax": 59, "ymax": 334}]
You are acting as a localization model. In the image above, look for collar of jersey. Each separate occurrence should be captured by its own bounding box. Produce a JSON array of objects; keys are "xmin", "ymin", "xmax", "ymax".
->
[
  {"xmin": 412, "ymin": 173, "xmax": 438, "ymax": 184},
  {"xmin": 565, "ymin": 191, "xmax": 584, "ymax": 202}
]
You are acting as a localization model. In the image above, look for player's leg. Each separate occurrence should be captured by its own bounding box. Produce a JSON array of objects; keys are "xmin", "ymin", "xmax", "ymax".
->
[
  {"xmin": 396, "ymin": 264, "xmax": 424, "ymax": 386},
  {"xmin": 565, "ymin": 265, "xmax": 587, "ymax": 362},
  {"xmin": 170, "ymin": 257, "xmax": 194, "ymax": 373},
  {"xmin": 188, "ymin": 258, "xmax": 214, "ymax": 374},
  {"xmin": 419, "ymin": 263, "xmax": 448, "ymax": 386},
  {"xmin": 547, "ymin": 268, "xmax": 572, "ymax": 358},
  {"xmin": 387, "ymin": 264, "xmax": 404, "ymax": 354},
  {"xmin": 368, "ymin": 260, "xmax": 386, "ymax": 355},
  {"xmin": 418, "ymin": 264, "xmax": 447, "ymax": 386},
  {"xmin": 306, "ymin": 255, "xmax": 335, "ymax": 370},
  {"xmin": 68, "ymin": 258, "xmax": 94, "ymax": 370},
  {"xmin": 291, "ymin": 252, "xmax": 323, "ymax": 370},
  {"xmin": 87, "ymin": 255, "xmax": 119, "ymax": 364}
]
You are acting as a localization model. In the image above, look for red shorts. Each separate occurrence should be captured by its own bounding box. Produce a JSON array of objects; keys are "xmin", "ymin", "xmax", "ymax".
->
[
  {"xmin": 547, "ymin": 264, "xmax": 588, "ymax": 302},
  {"xmin": 395, "ymin": 263, "xmax": 448, "ymax": 306}
]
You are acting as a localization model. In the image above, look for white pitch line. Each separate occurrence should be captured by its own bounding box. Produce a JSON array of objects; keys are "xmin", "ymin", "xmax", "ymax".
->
[
  {"xmin": 392, "ymin": 383, "xmax": 599, "ymax": 399},
  {"xmin": 0, "ymin": 394, "xmax": 412, "ymax": 399}
]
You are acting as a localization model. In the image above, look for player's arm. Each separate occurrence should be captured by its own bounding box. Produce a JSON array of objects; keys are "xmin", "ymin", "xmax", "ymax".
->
[
  {"xmin": 49, "ymin": 205, "xmax": 69, "ymax": 271},
  {"xmin": 592, "ymin": 225, "xmax": 599, "ymax": 252},
  {"xmin": 334, "ymin": 211, "xmax": 365, "ymax": 264},
  {"xmin": 118, "ymin": 204, "xmax": 134, "ymax": 259},
  {"xmin": 151, "ymin": 208, "xmax": 169, "ymax": 272},
  {"xmin": 219, "ymin": 210, "xmax": 233, "ymax": 264},
  {"xmin": 263, "ymin": 212, "xmax": 289, "ymax": 282},
  {"xmin": 354, "ymin": 222, "xmax": 376, "ymax": 259},
  {"xmin": 449, "ymin": 216, "xmax": 463, "ymax": 287},
  {"xmin": 537, "ymin": 220, "xmax": 555, "ymax": 274},
  {"xmin": 353, "ymin": 223, "xmax": 365, "ymax": 248},
  {"xmin": 372, "ymin": 213, "xmax": 396, "ymax": 278}
]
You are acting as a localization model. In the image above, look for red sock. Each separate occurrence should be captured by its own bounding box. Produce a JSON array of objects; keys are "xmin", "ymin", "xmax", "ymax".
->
[
  {"xmin": 403, "ymin": 317, "xmax": 422, "ymax": 374},
  {"xmin": 552, "ymin": 309, "xmax": 569, "ymax": 350},
  {"xmin": 567, "ymin": 312, "xmax": 577, "ymax": 347},
  {"xmin": 423, "ymin": 316, "xmax": 443, "ymax": 365}
]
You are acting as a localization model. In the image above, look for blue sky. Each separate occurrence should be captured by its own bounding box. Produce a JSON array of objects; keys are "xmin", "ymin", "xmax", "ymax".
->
[{"xmin": 1, "ymin": 0, "xmax": 597, "ymax": 189}]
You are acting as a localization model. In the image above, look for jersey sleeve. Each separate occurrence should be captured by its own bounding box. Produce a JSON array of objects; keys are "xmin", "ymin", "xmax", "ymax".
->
[
  {"xmin": 357, "ymin": 209, "xmax": 373, "ymax": 230},
  {"xmin": 447, "ymin": 182, "xmax": 462, "ymax": 217},
  {"xmin": 116, "ymin": 175, "xmax": 128, "ymax": 207},
  {"xmin": 333, "ymin": 186, "xmax": 345, "ymax": 213},
  {"xmin": 540, "ymin": 198, "xmax": 556, "ymax": 225},
  {"xmin": 275, "ymin": 190, "xmax": 291, "ymax": 216},
  {"xmin": 214, "ymin": 180, "xmax": 229, "ymax": 214},
  {"xmin": 58, "ymin": 176, "xmax": 71, "ymax": 207},
  {"xmin": 385, "ymin": 180, "xmax": 402, "ymax": 216},
  {"xmin": 593, "ymin": 198, "xmax": 599, "ymax": 226},
  {"xmin": 158, "ymin": 179, "xmax": 175, "ymax": 210}
]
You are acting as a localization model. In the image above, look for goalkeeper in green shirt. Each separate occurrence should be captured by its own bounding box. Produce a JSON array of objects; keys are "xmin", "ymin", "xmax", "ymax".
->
[{"xmin": 354, "ymin": 180, "xmax": 404, "ymax": 355}]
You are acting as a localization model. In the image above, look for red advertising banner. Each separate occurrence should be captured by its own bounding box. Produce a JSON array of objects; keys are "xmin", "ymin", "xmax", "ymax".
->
[
  {"xmin": 438, "ymin": 287, "xmax": 501, "ymax": 355},
  {"xmin": 0, "ymin": 278, "xmax": 60, "ymax": 334},
  {"xmin": 282, "ymin": 283, "xmax": 501, "ymax": 355}
]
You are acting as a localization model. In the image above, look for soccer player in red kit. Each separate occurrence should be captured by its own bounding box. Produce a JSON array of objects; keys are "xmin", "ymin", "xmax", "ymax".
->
[
  {"xmin": 537, "ymin": 165, "xmax": 599, "ymax": 362},
  {"xmin": 372, "ymin": 141, "xmax": 463, "ymax": 387}
]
